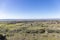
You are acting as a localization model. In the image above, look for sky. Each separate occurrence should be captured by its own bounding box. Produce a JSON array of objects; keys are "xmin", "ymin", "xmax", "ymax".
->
[{"xmin": 0, "ymin": 0, "xmax": 60, "ymax": 19}]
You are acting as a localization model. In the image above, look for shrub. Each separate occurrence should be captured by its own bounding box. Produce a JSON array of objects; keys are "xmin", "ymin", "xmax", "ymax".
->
[{"xmin": 47, "ymin": 29, "xmax": 55, "ymax": 33}]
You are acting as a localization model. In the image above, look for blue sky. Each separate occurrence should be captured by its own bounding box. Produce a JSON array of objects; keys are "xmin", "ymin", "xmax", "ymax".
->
[{"xmin": 0, "ymin": 0, "xmax": 60, "ymax": 19}]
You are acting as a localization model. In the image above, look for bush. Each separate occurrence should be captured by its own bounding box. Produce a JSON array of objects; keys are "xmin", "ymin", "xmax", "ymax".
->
[
  {"xmin": 25, "ymin": 29, "xmax": 45, "ymax": 34},
  {"xmin": 38, "ymin": 29, "xmax": 45, "ymax": 33},
  {"xmin": 55, "ymin": 30, "xmax": 60, "ymax": 33},
  {"xmin": 47, "ymin": 29, "xmax": 55, "ymax": 33}
]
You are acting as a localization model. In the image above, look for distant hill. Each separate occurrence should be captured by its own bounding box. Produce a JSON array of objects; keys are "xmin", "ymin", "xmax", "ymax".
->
[{"xmin": 0, "ymin": 19, "xmax": 60, "ymax": 22}]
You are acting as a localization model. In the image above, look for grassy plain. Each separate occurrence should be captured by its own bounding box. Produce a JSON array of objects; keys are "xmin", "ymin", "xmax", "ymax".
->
[{"xmin": 0, "ymin": 20, "xmax": 60, "ymax": 40}]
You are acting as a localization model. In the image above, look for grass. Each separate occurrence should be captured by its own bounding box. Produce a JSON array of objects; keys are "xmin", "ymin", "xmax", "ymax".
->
[{"xmin": 0, "ymin": 20, "xmax": 60, "ymax": 40}]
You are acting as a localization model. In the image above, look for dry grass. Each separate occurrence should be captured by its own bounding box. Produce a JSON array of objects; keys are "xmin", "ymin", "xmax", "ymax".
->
[{"xmin": 0, "ymin": 20, "xmax": 60, "ymax": 40}]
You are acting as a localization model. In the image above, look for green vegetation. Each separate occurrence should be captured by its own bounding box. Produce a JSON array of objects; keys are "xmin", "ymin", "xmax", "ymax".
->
[{"xmin": 0, "ymin": 20, "xmax": 60, "ymax": 40}]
